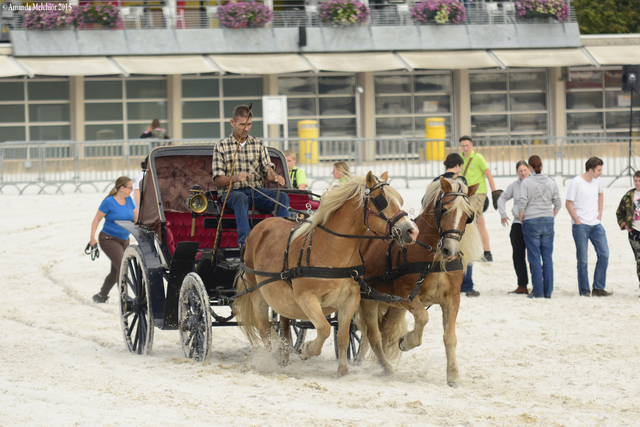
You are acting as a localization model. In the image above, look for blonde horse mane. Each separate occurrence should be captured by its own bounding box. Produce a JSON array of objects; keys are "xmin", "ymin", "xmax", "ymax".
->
[
  {"xmin": 291, "ymin": 175, "xmax": 404, "ymax": 242},
  {"xmin": 420, "ymin": 178, "xmax": 483, "ymax": 270}
]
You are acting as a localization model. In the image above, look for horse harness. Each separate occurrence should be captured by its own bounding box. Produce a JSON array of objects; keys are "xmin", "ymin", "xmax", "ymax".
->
[
  {"xmin": 365, "ymin": 189, "xmax": 473, "ymax": 302},
  {"xmin": 236, "ymin": 181, "xmax": 408, "ymax": 304}
]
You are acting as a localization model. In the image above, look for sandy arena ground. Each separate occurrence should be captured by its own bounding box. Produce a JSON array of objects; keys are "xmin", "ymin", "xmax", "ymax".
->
[{"xmin": 1, "ymin": 175, "xmax": 640, "ymax": 427}]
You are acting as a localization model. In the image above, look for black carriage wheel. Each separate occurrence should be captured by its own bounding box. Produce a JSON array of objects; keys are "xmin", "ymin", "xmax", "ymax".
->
[
  {"xmin": 333, "ymin": 315, "xmax": 362, "ymax": 362},
  {"xmin": 118, "ymin": 245, "xmax": 154, "ymax": 355},
  {"xmin": 179, "ymin": 273, "xmax": 212, "ymax": 362},
  {"xmin": 270, "ymin": 309, "xmax": 306, "ymax": 354}
]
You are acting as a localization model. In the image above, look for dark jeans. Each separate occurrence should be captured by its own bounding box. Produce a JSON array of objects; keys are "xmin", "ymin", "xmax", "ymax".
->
[
  {"xmin": 510, "ymin": 223, "xmax": 529, "ymax": 287},
  {"xmin": 522, "ymin": 217, "xmax": 555, "ymax": 298},
  {"xmin": 223, "ymin": 187, "xmax": 290, "ymax": 246},
  {"xmin": 572, "ymin": 223, "xmax": 609, "ymax": 294},
  {"xmin": 99, "ymin": 231, "xmax": 129, "ymax": 297},
  {"xmin": 461, "ymin": 264, "xmax": 474, "ymax": 292},
  {"xmin": 628, "ymin": 229, "xmax": 640, "ymax": 285}
]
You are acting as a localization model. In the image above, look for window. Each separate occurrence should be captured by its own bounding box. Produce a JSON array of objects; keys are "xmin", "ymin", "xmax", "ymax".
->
[
  {"xmin": 566, "ymin": 68, "xmax": 637, "ymax": 137},
  {"xmin": 279, "ymin": 74, "xmax": 357, "ymax": 138},
  {"xmin": 373, "ymin": 72, "xmax": 454, "ymax": 138},
  {"xmin": 84, "ymin": 77, "xmax": 168, "ymax": 140},
  {"xmin": 469, "ymin": 70, "xmax": 548, "ymax": 138},
  {"xmin": 182, "ymin": 75, "xmax": 263, "ymax": 139},
  {"xmin": 0, "ymin": 77, "xmax": 70, "ymax": 142}
]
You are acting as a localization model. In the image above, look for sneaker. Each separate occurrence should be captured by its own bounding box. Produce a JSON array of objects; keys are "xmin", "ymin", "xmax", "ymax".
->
[
  {"xmin": 580, "ymin": 291, "xmax": 591, "ymax": 297},
  {"xmin": 93, "ymin": 293, "xmax": 108, "ymax": 303},
  {"xmin": 482, "ymin": 251, "xmax": 493, "ymax": 262},
  {"xmin": 592, "ymin": 289, "xmax": 611, "ymax": 297},
  {"xmin": 465, "ymin": 290, "xmax": 480, "ymax": 297},
  {"xmin": 509, "ymin": 286, "xmax": 529, "ymax": 294}
]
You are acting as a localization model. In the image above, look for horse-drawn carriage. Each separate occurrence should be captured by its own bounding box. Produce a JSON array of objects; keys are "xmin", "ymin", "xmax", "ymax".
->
[{"xmin": 115, "ymin": 144, "xmax": 479, "ymax": 381}]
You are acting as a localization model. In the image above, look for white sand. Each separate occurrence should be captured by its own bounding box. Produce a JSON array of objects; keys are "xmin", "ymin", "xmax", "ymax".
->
[{"xmin": 2, "ymin": 176, "xmax": 640, "ymax": 427}]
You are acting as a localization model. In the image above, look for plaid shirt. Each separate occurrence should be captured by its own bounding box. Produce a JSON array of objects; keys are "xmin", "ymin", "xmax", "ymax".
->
[{"xmin": 212, "ymin": 134, "xmax": 274, "ymax": 190}]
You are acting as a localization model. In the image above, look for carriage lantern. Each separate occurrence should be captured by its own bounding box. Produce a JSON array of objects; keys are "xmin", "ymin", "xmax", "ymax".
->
[{"xmin": 187, "ymin": 184, "xmax": 208, "ymax": 237}]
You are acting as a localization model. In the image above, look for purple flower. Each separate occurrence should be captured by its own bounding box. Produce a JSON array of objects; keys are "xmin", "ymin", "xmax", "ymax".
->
[
  {"xmin": 410, "ymin": 0, "xmax": 466, "ymax": 24},
  {"xmin": 514, "ymin": 0, "xmax": 569, "ymax": 22},
  {"xmin": 217, "ymin": 2, "xmax": 273, "ymax": 29}
]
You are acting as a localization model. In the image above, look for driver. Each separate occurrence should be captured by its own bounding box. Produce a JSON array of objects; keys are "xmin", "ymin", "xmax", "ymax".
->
[{"xmin": 212, "ymin": 105, "xmax": 290, "ymax": 249}]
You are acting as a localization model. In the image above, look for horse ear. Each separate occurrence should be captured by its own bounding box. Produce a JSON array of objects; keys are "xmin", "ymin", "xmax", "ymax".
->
[
  {"xmin": 366, "ymin": 171, "xmax": 376, "ymax": 187},
  {"xmin": 468, "ymin": 183, "xmax": 480, "ymax": 198},
  {"xmin": 440, "ymin": 176, "xmax": 452, "ymax": 193},
  {"xmin": 380, "ymin": 171, "xmax": 388, "ymax": 182}
]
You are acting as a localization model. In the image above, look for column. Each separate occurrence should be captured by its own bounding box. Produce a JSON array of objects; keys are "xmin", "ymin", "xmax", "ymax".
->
[
  {"xmin": 454, "ymin": 69, "xmax": 470, "ymax": 141},
  {"xmin": 167, "ymin": 74, "xmax": 182, "ymax": 139},
  {"xmin": 69, "ymin": 75, "xmax": 84, "ymax": 142},
  {"xmin": 549, "ymin": 67, "xmax": 566, "ymax": 138},
  {"xmin": 360, "ymin": 71, "xmax": 376, "ymax": 161}
]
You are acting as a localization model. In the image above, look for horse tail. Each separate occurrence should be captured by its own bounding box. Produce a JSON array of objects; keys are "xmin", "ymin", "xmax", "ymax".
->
[
  {"xmin": 232, "ymin": 270, "xmax": 261, "ymax": 348},
  {"xmin": 380, "ymin": 305, "xmax": 408, "ymax": 362}
]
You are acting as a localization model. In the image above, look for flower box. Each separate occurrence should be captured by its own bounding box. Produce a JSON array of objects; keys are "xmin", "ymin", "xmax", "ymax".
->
[
  {"xmin": 515, "ymin": 0, "xmax": 569, "ymax": 22},
  {"xmin": 410, "ymin": 0, "xmax": 466, "ymax": 25},
  {"xmin": 217, "ymin": 2, "xmax": 273, "ymax": 28},
  {"xmin": 22, "ymin": 9, "xmax": 74, "ymax": 30},
  {"xmin": 318, "ymin": 0, "xmax": 369, "ymax": 26},
  {"xmin": 72, "ymin": 3, "xmax": 121, "ymax": 29}
]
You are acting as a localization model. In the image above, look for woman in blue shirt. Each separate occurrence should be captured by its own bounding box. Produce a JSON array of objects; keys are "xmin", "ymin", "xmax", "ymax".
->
[{"xmin": 89, "ymin": 176, "xmax": 138, "ymax": 303}]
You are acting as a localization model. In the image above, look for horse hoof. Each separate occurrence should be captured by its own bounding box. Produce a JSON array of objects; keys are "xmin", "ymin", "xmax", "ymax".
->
[
  {"xmin": 297, "ymin": 348, "xmax": 308, "ymax": 361},
  {"xmin": 398, "ymin": 337, "xmax": 406, "ymax": 352}
]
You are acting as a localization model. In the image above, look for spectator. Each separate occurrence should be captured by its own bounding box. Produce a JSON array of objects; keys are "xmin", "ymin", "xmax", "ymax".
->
[
  {"xmin": 284, "ymin": 150, "xmax": 307, "ymax": 190},
  {"xmin": 89, "ymin": 176, "xmax": 138, "ymax": 303},
  {"xmin": 616, "ymin": 170, "xmax": 640, "ymax": 297},
  {"xmin": 518, "ymin": 155, "xmax": 561, "ymax": 299},
  {"xmin": 212, "ymin": 105, "xmax": 290, "ymax": 248},
  {"xmin": 498, "ymin": 160, "xmax": 530, "ymax": 294},
  {"xmin": 460, "ymin": 136, "xmax": 502, "ymax": 262},
  {"xmin": 140, "ymin": 118, "xmax": 170, "ymax": 140},
  {"xmin": 433, "ymin": 153, "xmax": 478, "ymax": 297},
  {"xmin": 332, "ymin": 161, "xmax": 350, "ymax": 186},
  {"xmin": 566, "ymin": 157, "xmax": 610, "ymax": 297}
]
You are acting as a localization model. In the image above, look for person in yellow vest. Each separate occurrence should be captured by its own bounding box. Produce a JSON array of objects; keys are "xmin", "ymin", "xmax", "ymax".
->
[
  {"xmin": 460, "ymin": 135, "xmax": 502, "ymax": 262},
  {"xmin": 284, "ymin": 150, "xmax": 307, "ymax": 190}
]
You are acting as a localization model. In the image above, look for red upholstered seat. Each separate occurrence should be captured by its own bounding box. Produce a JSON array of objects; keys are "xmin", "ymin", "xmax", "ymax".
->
[{"xmin": 164, "ymin": 212, "xmax": 240, "ymax": 257}]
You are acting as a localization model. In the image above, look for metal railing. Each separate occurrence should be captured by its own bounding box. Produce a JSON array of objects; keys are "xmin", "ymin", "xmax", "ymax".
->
[
  {"xmin": 1, "ymin": 136, "xmax": 638, "ymax": 194},
  {"xmin": 0, "ymin": 0, "xmax": 576, "ymax": 32}
]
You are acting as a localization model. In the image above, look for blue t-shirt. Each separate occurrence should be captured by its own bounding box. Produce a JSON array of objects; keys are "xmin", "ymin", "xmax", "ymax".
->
[{"xmin": 99, "ymin": 196, "xmax": 136, "ymax": 240}]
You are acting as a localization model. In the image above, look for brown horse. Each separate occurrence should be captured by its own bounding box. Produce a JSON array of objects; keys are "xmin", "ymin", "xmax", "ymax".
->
[
  {"xmin": 233, "ymin": 172, "xmax": 419, "ymax": 377},
  {"xmin": 359, "ymin": 176, "xmax": 483, "ymax": 386}
]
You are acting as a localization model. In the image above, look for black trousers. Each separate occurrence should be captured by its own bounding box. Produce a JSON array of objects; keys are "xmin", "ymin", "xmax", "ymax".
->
[
  {"xmin": 510, "ymin": 223, "xmax": 529, "ymax": 287},
  {"xmin": 628, "ymin": 229, "xmax": 640, "ymax": 285}
]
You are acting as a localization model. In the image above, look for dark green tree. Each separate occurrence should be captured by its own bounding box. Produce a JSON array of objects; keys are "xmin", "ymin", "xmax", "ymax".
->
[{"xmin": 573, "ymin": 0, "xmax": 640, "ymax": 34}]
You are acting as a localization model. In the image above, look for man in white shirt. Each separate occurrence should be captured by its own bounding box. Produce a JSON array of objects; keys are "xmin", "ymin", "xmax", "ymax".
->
[{"xmin": 566, "ymin": 157, "xmax": 610, "ymax": 297}]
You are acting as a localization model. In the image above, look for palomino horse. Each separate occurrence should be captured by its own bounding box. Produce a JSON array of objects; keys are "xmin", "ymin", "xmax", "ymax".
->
[
  {"xmin": 234, "ymin": 172, "xmax": 419, "ymax": 377},
  {"xmin": 359, "ymin": 176, "xmax": 483, "ymax": 386}
]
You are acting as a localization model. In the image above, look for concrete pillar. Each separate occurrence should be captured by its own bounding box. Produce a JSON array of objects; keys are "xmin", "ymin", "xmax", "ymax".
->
[
  {"xmin": 167, "ymin": 74, "xmax": 182, "ymax": 139},
  {"xmin": 454, "ymin": 69, "xmax": 471, "ymax": 142},
  {"xmin": 360, "ymin": 71, "xmax": 376, "ymax": 161},
  {"xmin": 69, "ymin": 76, "xmax": 84, "ymax": 142},
  {"xmin": 265, "ymin": 74, "xmax": 280, "ymax": 139},
  {"xmin": 549, "ymin": 67, "xmax": 566, "ymax": 138}
]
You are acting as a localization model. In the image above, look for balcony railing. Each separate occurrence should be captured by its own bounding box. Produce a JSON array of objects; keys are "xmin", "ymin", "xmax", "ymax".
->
[{"xmin": 0, "ymin": 0, "xmax": 576, "ymax": 32}]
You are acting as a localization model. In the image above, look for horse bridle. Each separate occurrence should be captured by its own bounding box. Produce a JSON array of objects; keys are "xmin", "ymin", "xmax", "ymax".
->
[
  {"xmin": 435, "ymin": 191, "xmax": 475, "ymax": 243},
  {"xmin": 363, "ymin": 181, "xmax": 408, "ymax": 241}
]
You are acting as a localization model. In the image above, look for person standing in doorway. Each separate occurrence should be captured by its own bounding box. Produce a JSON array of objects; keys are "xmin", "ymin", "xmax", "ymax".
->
[
  {"xmin": 566, "ymin": 157, "xmax": 610, "ymax": 297},
  {"xmin": 460, "ymin": 136, "xmax": 502, "ymax": 262},
  {"xmin": 518, "ymin": 155, "xmax": 561, "ymax": 299},
  {"xmin": 616, "ymin": 170, "xmax": 640, "ymax": 296}
]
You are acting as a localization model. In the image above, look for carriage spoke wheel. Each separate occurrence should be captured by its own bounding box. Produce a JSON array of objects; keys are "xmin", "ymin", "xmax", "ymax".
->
[
  {"xmin": 118, "ymin": 245, "xmax": 154, "ymax": 355},
  {"xmin": 333, "ymin": 317, "xmax": 362, "ymax": 363},
  {"xmin": 179, "ymin": 273, "xmax": 212, "ymax": 362},
  {"xmin": 270, "ymin": 309, "xmax": 306, "ymax": 354}
]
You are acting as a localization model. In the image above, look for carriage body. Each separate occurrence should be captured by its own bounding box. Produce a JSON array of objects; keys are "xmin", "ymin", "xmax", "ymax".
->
[{"xmin": 116, "ymin": 145, "xmax": 320, "ymax": 358}]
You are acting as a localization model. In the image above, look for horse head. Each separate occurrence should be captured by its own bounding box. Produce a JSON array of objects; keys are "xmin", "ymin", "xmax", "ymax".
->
[
  {"xmin": 435, "ymin": 177, "xmax": 479, "ymax": 261},
  {"xmin": 364, "ymin": 171, "xmax": 419, "ymax": 246}
]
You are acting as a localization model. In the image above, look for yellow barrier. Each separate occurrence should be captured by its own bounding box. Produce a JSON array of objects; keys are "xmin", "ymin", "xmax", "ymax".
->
[
  {"xmin": 298, "ymin": 120, "xmax": 319, "ymax": 164},
  {"xmin": 425, "ymin": 118, "xmax": 446, "ymax": 161}
]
